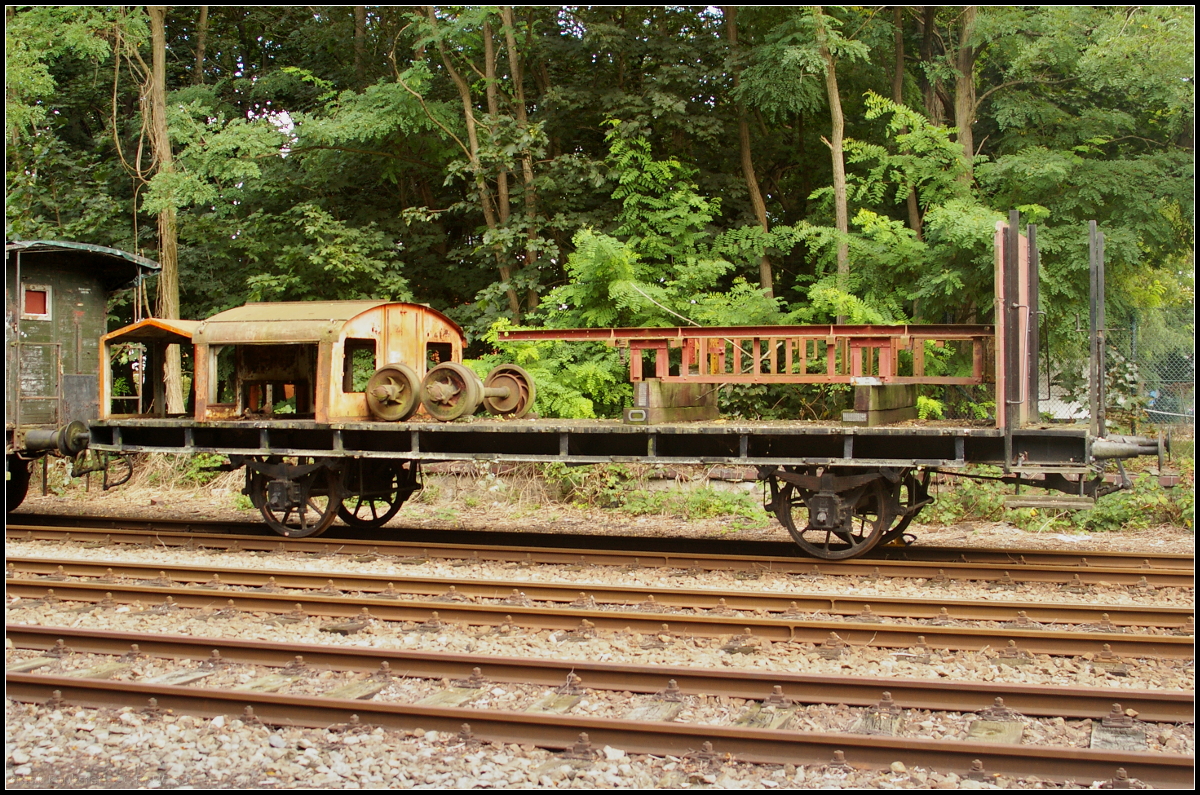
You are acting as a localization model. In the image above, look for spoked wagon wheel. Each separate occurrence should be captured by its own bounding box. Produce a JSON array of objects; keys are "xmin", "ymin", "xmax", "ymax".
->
[
  {"xmin": 249, "ymin": 458, "xmax": 343, "ymax": 539},
  {"xmin": 774, "ymin": 477, "xmax": 892, "ymax": 560},
  {"xmin": 879, "ymin": 469, "xmax": 933, "ymax": 547},
  {"xmin": 421, "ymin": 362, "xmax": 482, "ymax": 421},
  {"xmin": 338, "ymin": 459, "xmax": 419, "ymax": 529},
  {"xmin": 365, "ymin": 364, "xmax": 421, "ymax": 422}
]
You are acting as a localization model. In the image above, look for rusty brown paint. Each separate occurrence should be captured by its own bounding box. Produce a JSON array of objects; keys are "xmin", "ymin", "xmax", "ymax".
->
[
  {"xmin": 181, "ymin": 302, "xmax": 465, "ymax": 423},
  {"xmin": 98, "ymin": 319, "xmax": 201, "ymax": 420},
  {"xmin": 501, "ymin": 324, "xmax": 995, "ymax": 399}
]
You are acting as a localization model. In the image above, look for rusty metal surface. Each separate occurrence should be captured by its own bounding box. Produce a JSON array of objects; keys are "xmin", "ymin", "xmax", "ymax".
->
[
  {"xmin": 192, "ymin": 301, "xmax": 392, "ymax": 344},
  {"xmin": 7, "ymin": 579, "xmax": 1193, "ymax": 658},
  {"xmin": 5, "ymin": 672, "xmax": 1192, "ymax": 787},
  {"xmin": 101, "ymin": 318, "xmax": 200, "ymax": 345},
  {"xmin": 188, "ymin": 302, "xmax": 466, "ymax": 424},
  {"xmin": 501, "ymin": 324, "xmax": 994, "ymax": 389},
  {"xmin": 500, "ymin": 324, "xmax": 995, "ymax": 343},
  {"xmin": 7, "ymin": 557, "xmax": 1190, "ymax": 628},
  {"xmin": 7, "ymin": 624, "xmax": 1193, "ymax": 723}
]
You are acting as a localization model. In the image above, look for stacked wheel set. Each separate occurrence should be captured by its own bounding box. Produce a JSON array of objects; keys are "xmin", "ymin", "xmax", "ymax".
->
[{"xmin": 364, "ymin": 363, "xmax": 536, "ymax": 423}]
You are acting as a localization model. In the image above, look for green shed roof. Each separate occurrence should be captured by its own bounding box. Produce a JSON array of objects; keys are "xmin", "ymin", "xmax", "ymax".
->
[{"xmin": 6, "ymin": 240, "xmax": 161, "ymax": 291}]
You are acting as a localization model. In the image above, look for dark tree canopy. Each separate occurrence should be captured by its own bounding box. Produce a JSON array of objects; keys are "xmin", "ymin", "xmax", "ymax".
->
[{"xmin": 7, "ymin": 6, "xmax": 1193, "ymax": 417}]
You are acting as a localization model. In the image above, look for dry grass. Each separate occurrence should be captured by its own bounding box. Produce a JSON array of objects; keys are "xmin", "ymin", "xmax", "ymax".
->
[{"xmin": 32, "ymin": 453, "xmax": 244, "ymax": 504}]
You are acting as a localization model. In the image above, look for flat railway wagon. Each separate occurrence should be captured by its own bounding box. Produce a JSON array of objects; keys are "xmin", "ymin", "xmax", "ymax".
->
[
  {"xmin": 85, "ymin": 215, "xmax": 1165, "ymax": 559},
  {"xmin": 6, "ymin": 241, "xmax": 160, "ymax": 509}
]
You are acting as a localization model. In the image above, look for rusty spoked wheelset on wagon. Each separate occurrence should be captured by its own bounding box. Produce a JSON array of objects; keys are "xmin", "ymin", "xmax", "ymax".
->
[
  {"xmin": 768, "ymin": 467, "xmax": 934, "ymax": 560},
  {"xmin": 245, "ymin": 457, "xmax": 344, "ymax": 539},
  {"xmin": 245, "ymin": 456, "xmax": 425, "ymax": 537},
  {"xmin": 336, "ymin": 458, "xmax": 421, "ymax": 530}
]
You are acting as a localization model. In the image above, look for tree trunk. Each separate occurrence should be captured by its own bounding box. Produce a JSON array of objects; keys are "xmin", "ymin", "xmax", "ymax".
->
[
  {"xmin": 354, "ymin": 7, "xmax": 366, "ymax": 86},
  {"xmin": 425, "ymin": 7, "xmax": 520, "ymax": 318},
  {"xmin": 483, "ymin": 18, "xmax": 509, "ymax": 228},
  {"xmin": 193, "ymin": 7, "xmax": 208, "ymax": 85},
  {"xmin": 813, "ymin": 7, "xmax": 849, "ymax": 315},
  {"xmin": 954, "ymin": 6, "xmax": 978, "ymax": 180},
  {"xmin": 894, "ymin": 7, "xmax": 922, "ymax": 240},
  {"xmin": 148, "ymin": 6, "xmax": 184, "ymax": 413},
  {"xmin": 724, "ymin": 6, "xmax": 774, "ymax": 298},
  {"xmin": 501, "ymin": 7, "xmax": 541, "ymax": 311},
  {"xmin": 918, "ymin": 6, "xmax": 945, "ymax": 125}
]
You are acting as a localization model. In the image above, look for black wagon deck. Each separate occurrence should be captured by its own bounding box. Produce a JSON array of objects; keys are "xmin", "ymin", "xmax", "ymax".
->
[{"xmin": 88, "ymin": 417, "xmax": 1093, "ymax": 470}]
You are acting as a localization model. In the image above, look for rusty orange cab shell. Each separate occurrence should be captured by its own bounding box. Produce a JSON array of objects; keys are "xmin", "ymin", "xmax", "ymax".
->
[{"xmin": 186, "ymin": 301, "xmax": 464, "ymax": 423}]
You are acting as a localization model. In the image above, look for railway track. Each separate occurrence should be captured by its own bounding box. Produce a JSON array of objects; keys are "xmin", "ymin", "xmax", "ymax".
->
[
  {"xmin": 7, "ymin": 518, "xmax": 1194, "ymax": 587},
  {"xmin": 6, "ymin": 571, "xmax": 1193, "ymax": 660},
  {"xmin": 5, "ymin": 625, "xmax": 1194, "ymax": 787},
  {"xmin": 7, "ymin": 625, "xmax": 1193, "ymax": 723},
  {"xmin": 6, "ymin": 556, "xmax": 1193, "ymax": 630},
  {"xmin": 13, "ymin": 513, "xmax": 1194, "ymax": 568},
  {"xmin": 7, "ymin": 511, "xmax": 1194, "ymax": 788}
]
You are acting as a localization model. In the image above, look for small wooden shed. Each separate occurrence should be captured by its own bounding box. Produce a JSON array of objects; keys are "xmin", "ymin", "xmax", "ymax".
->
[
  {"xmin": 186, "ymin": 301, "xmax": 465, "ymax": 423},
  {"xmin": 99, "ymin": 317, "xmax": 201, "ymax": 419}
]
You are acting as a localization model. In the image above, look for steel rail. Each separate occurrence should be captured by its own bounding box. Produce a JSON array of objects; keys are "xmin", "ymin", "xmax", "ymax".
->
[
  {"xmin": 5, "ymin": 673, "xmax": 1191, "ymax": 788},
  {"xmin": 10, "ymin": 515, "xmax": 1195, "ymax": 570},
  {"xmin": 7, "ymin": 578, "xmax": 1193, "ymax": 659},
  {"xmin": 7, "ymin": 624, "xmax": 1193, "ymax": 723},
  {"xmin": 7, "ymin": 523, "xmax": 1193, "ymax": 587},
  {"xmin": 7, "ymin": 556, "xmax": 1191, "ymax": 629}
]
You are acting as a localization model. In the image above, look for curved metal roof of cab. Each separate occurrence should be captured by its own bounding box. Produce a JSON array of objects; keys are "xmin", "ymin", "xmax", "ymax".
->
[
  {"xmin": 6, "ymin": 240, "xmax": 161, "ymax": 291},
  {"xmin": 193, "ymin": 300, "xmax": 465, "ymax": 345}
]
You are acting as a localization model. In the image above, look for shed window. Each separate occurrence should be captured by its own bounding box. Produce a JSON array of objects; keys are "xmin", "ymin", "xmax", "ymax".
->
[
  {"xmin": 343, "ymin": 339, "xmax": 377, "ymax": 392},
  {"xmin": 22, "ymin": 285, "xmax": 51, "ymax": 320},
  {"xmin": 427, "ymin": 342, "xmax": 453, "ymax": 367}
]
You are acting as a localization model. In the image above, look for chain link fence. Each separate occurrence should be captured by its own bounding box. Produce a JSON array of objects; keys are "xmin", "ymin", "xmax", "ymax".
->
[{"xmin": 1040, "ymin": 316, "xmax": 1195, "ymax": 434}]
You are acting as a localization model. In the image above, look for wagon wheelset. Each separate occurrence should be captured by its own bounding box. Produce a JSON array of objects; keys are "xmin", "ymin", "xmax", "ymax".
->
[
  {"xmin": 248, "ymin": 459, "xmax": 343, "ymax": 539},
  {"xmin": 365, "ymin": 364, "xmax": 421, "ymax": 422},
  {"xmin": 337, "ymin": 460, "xmax": 419, "ymax": 529},
  {"xmin": 481, "ymin": 364, "xmax": 536, "ymax": 419},
  {"xmin": 421, "ymin": 362, "xmax": 483, "ymax": 422},
  {"xmin": 774, "ymin": 476, "xmax": 893, "ymax": 560}
]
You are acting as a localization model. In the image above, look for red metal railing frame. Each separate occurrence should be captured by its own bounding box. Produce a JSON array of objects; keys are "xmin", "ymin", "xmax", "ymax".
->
[{"xmin": 501, "ymin": 325, "xmax": 994, "ymax": 386}]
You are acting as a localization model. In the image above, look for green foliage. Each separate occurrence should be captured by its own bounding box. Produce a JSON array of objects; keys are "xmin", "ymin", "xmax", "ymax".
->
[
  {"xmin": 539, "ymin": 462, "xmax": 769, "ymax": 525},
  {"xmin": 855, "ymin": 93, "xmax": 974, "ymax": 209},
  {"xmin": 183, "ymin": 453, "xmax": 230, "ymax": 485},
  {"xmin": 5, "ymin": 6, "xmax": 123, "ymax": 139},
  {"xmin": 922, "ymin": 471, "xmax": 1008, "ymax": 525},
  {"xmin": 921, "ymin": 461, "xmax": 1193, "ymax": 532},
  {"xmin": 537, "ymin": 124, "xmax": 785, "ymax": 338},
  {"xmin": 540, "ymin": 462, "xmax": 636, "ymax": 508},
  {"xmin": 721, "ymin": 383, "xmax": 851, "ymax": 421},
  {"xmin": 4, "ymin": 4, "xmax": 1191, "ymax": 404},
  {"xmin": 1073, "ymin": 470, "xmax": 1194, "ymax": 532},
  {"xmin": 471, "ymin": 319, "xmax": 631, "ymax": 419},
  {"xmin": 916, "ymin": 396, "xmax": 945, "ymax": 420},
  {"xmin": 623, "ymin": 488, "xmax": 769, "ymax": 526},
  {"xmin": 242, "ymin": 203, "xmax": 411, "ymax": 302}
]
